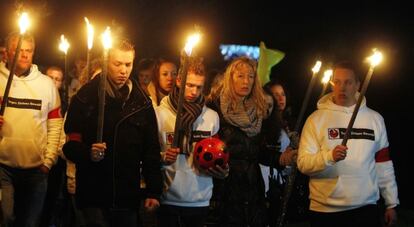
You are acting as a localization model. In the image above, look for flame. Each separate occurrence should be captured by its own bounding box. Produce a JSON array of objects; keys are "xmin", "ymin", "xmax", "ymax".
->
[
  {"xmin": 59, "ymin": 34, "xmax": 70, "ymax": 55},
  {"xmin": 321, "ymin": 69, "xmax": 333, "ymax": 84},
  {"xmin": 367, "ymin": 49, "xmax": 383, "ymax": 67},
  {"xmin": 312, "ymin": 61, "xmax": 322, "ymax": 73},
  {"xmin": 84, "ymin": 17, "xmax": 94, "ymax": 50},
  {"xmin": 18, "ymin": 12, "xmax": 30, "ymax": 34},
  {"xmin": 101, "ymin": 27, "xmax": 112, "ymax": 50},
  {"xmin": 184, "ymin": 33, "xmax": 201, "ymax": 56}
]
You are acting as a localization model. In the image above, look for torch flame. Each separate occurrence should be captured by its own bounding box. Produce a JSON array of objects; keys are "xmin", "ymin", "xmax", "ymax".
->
[
  {"xmin": 84, "ymin": 17, "xmax": 94, "ymax": 50},
  {"xmin": 59, "ymin": 34, "xmax": 70, "ymax": 55},
  {"xmin": 367, "ymin": 49, "xmax": 383, "ymax": 67},
  {"xmin": 184, "ymin": 33, "xmax": 201, "ymax": 56},
  {"xmin": 101, "ymin": 27, "xmax": 112, "ymax": 50},
  {"xmin": 18, "ymin": 12, "xmax": 30, "ymax": 34},
  {"xmin": 321, "ymin": 69, "xmax": 333, "ymax": 84},
  {"xmin": 312, "ymin": 61, "xmax": 322, "ymax": 73}
]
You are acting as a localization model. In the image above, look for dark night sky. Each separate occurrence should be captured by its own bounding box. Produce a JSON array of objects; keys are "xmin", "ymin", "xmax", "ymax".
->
[{"xmin": 1, "ymin": 0, "xmax": 413, "ymax": 208}]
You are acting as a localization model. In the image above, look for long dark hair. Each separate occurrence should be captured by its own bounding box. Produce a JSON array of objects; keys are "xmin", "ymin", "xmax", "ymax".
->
[{"xmin": 263, "ymin": 79, "xmax": 295, "ymax": 131}]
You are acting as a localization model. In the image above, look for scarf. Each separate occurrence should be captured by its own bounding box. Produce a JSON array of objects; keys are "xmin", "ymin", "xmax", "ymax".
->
[
  {"xmin": 168, "ymin": 86, "xmax": 204, "ymax": 133},
  {"xmin": 220, "ymin": 94, "xmax": 273, "ymax": 137}
]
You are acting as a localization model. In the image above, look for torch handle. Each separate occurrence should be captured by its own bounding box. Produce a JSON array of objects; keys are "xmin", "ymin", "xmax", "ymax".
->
[
  {"xmin": 277, "ymin": 70, "xmax": 318, "ymax": 226},
  {"xmin": 86, "ymin": 51, "xmax": 91, "ymax": 83},
  {"xmin": 318, "ymin": 83, "xmax": 328, "ymax": 100},
  {"xmin": 96, "ymin": 51, "xmax": 108, "ymax": 143},
  {"xmin": 294, "ymin": 72, "xmax": 318, "ymax": 132},
  {"xmin": 0, "ymin": 35, "xmax": 23, "ymax": 115},
  {"xmin": 172, "ymin": 54, "xmax": 189, "ymax": 149},
  {"xmin": 341, "ymin": 67, "xmax": 374, "ymax": 146}
]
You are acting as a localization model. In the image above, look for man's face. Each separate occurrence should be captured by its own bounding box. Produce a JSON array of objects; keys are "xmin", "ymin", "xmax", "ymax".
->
[
  {"xmin": 331, "ymin": 68, "xmax": 360, "ymax": 107},
  {"xmin": 46, "ymin": 69, "xmax": 63, "ymax": 90},
  {"xmin": 7, "ymin": 39, "xmax": 34, "ymax": 74},
  {"xmin": 176, "ymin": 72, "xmax": 205, "ymax": 102},
  {"xmin": 107, "ymin": 49, "xmax": 134, "ymax": 88}
]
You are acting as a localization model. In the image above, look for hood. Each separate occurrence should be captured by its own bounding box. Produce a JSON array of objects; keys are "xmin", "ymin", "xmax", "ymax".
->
[
  {"xmin": 317, "ymin": 92, "xmax": 366, "ymax": 114},
  {"xmin": 0, "ymin": 62, "xmax": 41, "ymax": 81}
]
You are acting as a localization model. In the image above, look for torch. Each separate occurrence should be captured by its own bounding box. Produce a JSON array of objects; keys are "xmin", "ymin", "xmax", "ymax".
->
[
  {"xmin": 84, "ymin": 17, "xmax": 94, "ymax": 82},
  {"xmin": 172, "ymin": 33, "xmax": 201, "ymax": 150},
  {"xmin": 58, "ymin": 34, "xmax": 70, "ymax": 107},
  {"xmin": 0, "ymin": 12, "xmax": 30, "ymax": 115},
  {"xmin": 96, "ymin": 27, "xmax": 112, "ymax": 143},
  {"xmin": 318, "ymin": 69, "xmax": 333, "ymax": 100},
  {"xmin": 277, "ymin": 60, "xmax": 322, "ymax": 227},
  {"xmin": 341, "ymin": 49, "xmax": 383, "ymax": 145},
  {"xmin": 294, "ymin": 60, "xmax": 322, "ymax": 135}
]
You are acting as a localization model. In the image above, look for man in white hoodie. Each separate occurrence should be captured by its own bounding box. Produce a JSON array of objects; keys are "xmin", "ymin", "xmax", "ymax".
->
[
  {"xmin": 155, "ymin": 57, "xmax": 229, "ymax": 227},
  {"xmin": 297, "ymin": 61, "xmax": 399, "ymax": 227},
  {"xmin": 0, "ymin": 32, "xmax": 63, "ymax": 227}
]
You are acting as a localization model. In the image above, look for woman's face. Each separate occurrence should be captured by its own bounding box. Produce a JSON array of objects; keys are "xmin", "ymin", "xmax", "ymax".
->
[
  {"xmin": 270, "ymin": 84, "xmax": 286, "ymax": 111},
  {"xmin": 158, "ymin": 62, "xmax": 177, "ymax": 92},
  {"xmin": 232, "ymin": 63, "xmax": 255, "ymax": 98}
]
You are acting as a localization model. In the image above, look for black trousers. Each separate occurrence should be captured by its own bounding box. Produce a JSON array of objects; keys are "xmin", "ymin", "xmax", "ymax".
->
[
  {"xmin": 157, "ymin": 204, "xmax": 209, "ymax": 227},
  {"xmin": 310, "ymin": 204, "xmax": 382, "ymax": 227}
]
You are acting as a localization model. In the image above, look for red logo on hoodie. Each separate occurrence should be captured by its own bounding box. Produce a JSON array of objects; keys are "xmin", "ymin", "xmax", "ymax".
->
[{"xmin": 328, "ymin": 128, "xmax": 339, "ymax": 139}]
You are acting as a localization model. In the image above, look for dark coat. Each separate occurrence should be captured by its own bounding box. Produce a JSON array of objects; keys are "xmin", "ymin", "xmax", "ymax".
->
[
  {"xmin": 207, "ymin": 97, "xmax": 282, "ymax": 227},
  {"xmin": 63, "ymin": 77, "xmax": 162, "ymax": 209}
]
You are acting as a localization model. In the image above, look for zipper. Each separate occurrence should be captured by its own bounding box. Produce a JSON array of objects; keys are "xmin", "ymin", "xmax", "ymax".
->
[{"xmin": 111, "ymin": 102, "xmax": 151, "ymax": 208}]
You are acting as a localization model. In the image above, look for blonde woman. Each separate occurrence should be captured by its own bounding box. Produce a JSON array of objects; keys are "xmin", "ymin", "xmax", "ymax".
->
[{"xmin": 207, "ymin": 57, "xmax": 279, "ymax": 226}]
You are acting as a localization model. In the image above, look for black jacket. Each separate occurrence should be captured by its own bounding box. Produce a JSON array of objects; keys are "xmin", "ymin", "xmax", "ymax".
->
[
  {"xmin": 63, "ymin": 77, "xmax": 162, "ymax": 209},
  {"xmin": 207, "ymin": 97, "xmax": 282, "ymax": 226}
]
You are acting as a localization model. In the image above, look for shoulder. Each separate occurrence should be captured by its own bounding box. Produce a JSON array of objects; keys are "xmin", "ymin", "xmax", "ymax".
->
[
  {"xmin": 206, "ymin": 97, "xmax": 221, "ymax": 115},
  {"xmin": 202, "ymin": 106, "xmax": 219, "ymax": 119},
  {"xmin": 363, "ymin": 106, "xmax": 386, "ymax": 126},
  {"xmin": 74, "ymin": 77, "xmax": 99, "ymax": 104}
]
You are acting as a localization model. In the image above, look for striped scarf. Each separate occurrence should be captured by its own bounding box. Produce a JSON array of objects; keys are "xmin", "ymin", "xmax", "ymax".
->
[{"xmin": 168, "ymin": 86, "xmax": 204, "ymax": 133}]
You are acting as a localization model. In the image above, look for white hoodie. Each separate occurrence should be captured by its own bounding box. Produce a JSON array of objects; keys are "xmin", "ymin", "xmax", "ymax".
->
[
  {"xmin": 0, "ymin": 62, "xmax": 63, "ymax": 169},
  {"xmin": 155, "ymin": 96, "xmax": 219, "ymax": 207},
  {"xmin": 297, "ymin": 92, "xmax": 399, "ymax": 212}
]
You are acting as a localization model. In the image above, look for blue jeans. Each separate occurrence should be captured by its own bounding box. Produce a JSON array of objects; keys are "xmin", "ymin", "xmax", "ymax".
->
[{"xmin": 0, "ymin": 164, "xmax": 48, "ymax": 227}]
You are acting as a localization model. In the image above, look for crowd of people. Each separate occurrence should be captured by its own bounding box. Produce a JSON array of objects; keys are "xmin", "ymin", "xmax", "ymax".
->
[{"xmin": 0, "ymin": 30, "xmax": 399, "ymax": 227}]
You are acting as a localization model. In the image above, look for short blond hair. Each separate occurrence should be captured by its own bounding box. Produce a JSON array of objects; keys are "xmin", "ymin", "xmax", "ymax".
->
[{"xmin": 5, "ymin": 31, "xmax": 35, "ymax": 51}]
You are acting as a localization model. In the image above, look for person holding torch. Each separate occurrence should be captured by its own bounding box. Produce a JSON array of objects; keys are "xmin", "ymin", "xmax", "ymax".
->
[
  {"xmin": 297, "ymin": 60, "xmax": 399, "ymax": 227},
  {"xmin": 0, "ymin": 28, "xmax": 63, "ymax": 227},
  {"xmin": 62, "ymin": 37, "xmax": 162, "ymax": 227}
]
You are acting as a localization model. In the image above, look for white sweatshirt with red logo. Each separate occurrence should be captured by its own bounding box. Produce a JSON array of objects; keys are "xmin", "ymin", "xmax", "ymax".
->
[
  {"xmin": 0, "ymin": 62, "xmax": 63, "ymax": 169},
  {"xmin": 297, "ymin": 92, "xmax": 399, "ymax": 212},
  {"xmin": 155, "ymin": 96, "xmax": 220, "ymax": 207}
]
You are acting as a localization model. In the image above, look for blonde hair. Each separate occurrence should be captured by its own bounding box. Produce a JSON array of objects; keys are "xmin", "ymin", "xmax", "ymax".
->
[
  {"xmin": 79, "ymin": 58, "xmax": 102, "ymax": 86},
  {"xmin": 6, "ymin": 31, "xmax": 35, "ymax": 51},
  {"xmin": 210, "ymin": 57, "xmax": 268, "ymax": 117}
]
